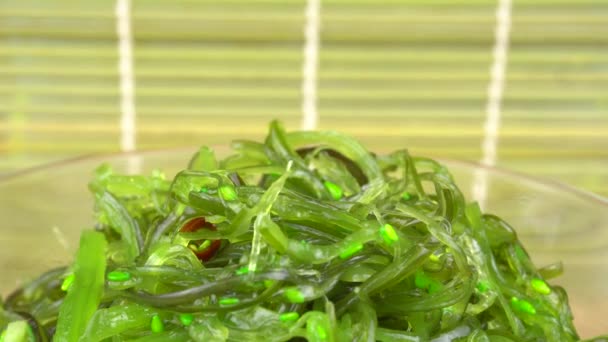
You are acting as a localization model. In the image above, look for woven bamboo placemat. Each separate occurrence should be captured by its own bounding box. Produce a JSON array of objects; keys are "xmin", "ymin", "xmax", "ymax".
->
[{"xmin": 1, "ymin": 0, "xmax": 606, "ymax": 195}]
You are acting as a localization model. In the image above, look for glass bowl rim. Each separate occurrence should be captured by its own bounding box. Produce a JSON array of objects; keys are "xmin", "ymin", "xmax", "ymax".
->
[{"xmin": 1, "ymin": 146, "xmax": 606, "ymax": 207}]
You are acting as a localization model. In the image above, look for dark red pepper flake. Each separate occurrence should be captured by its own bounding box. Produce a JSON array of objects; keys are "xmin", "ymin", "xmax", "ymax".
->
[{"xmin": 180, "ymin": 217, "xmax": 221, "ymax": 262}]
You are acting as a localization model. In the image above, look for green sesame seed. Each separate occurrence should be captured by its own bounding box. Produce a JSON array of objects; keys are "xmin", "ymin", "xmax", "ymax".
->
[
  {"xmin": 279, "ymin": 312, "xmax": 300, "ymax": 322},
  {"xmin": 324, "ymin": 181, "xmax": 343, "ymax": 200},
  {"xmin": 200, "ymin": 186, "xmax": 208, "ymax": 193},
  {"xmin": 150, "ymin": 315, "xmax": 164, "ymax": 333},
  {"xmin": 476, "ymin": 281, "xmax": 490, "ymax": 293},
  {"xmin": 315, "ymin": 325, "xmax": 328, "ymax": 340},
  {"xmin": 402, "ymin": 192, "xmax": 412, "ymax": 200},
  {"xmin": 510, "ymin": 297, "xmax": 519, "ymax": 309},
  {"xmin": 107, "ymin": 271, "xmax": 131, "ymax": 282},
  {"xmin": 219, "ymin": 185, "xmax": 237, "ymax": 201},
  {"xmin": 520, "ymin": 301, "xmax": 536, "ymax": 315},
  {"xmin": 339, "ymin": 242, "xmax": 363, "ymax": 259},
  {"xmin": 510, "ymin": 297, "xmax": 536, "ymax": 315},
  {"xmin": 179, "ymin": 313, "xmax": 194, "ymax": 326},
  {"xmin": 284, "ymin": 287, "xmax": 306, "ymax": 304},
  {"xmin": 380, "ymin": 223, "xmax": 399, "ymax": 244},
  {"xmin": 61, "ymin": 274, "xmax": 75, "ymax": 292},
  {"xmin": 429, "ymin": 253, "xmax": 440, "ymax": 262},
  {"xmin": 219, "ymin": 297, "xmax": 240, "ymax": 306},
  {"xmin": 530, "ymin": 278, "xmax": 551, "ymax": 295},
  {"xmin": 235, "ymin": 266, "xmax": 249, "ymax": 275}
]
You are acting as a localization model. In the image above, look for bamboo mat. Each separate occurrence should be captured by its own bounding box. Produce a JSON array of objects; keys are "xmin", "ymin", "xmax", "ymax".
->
[{"xmin": 0, "ymin": 0, "xmax": 607, "ymax": 196}]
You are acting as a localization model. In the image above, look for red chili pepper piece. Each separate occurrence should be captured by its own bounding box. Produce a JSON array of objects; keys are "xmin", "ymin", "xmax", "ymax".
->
[{"xmin": 180, "ymin": 217, "xmax": 221, "ymax": 262}]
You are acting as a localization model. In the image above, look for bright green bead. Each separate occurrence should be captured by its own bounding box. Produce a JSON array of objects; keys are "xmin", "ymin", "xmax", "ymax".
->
[
  {"xmin": 339, "ymin": 242, "xmax": 363, "ymax": 259},
  {"xmin": 519, "ymin": 300, "xmax": 536, "ymax": 315},
  {"xmin": 179, "ymin": 313, "xmax": 194, "ymax": 326},
  {"xmin": 402, "ymin": 192, "xmax": 411, "ymax": 200},
  {"xmin": 324, "ymin": 181, "xmax": 343, "ymax": 200},
  {"xmin": 235, "ymin": 266, "xmax": 249, "ymax": 275},
  {"xmin": 314, "ymin": 324, "xmax": 327, "ymax": 340},
  {"xmin": 530, "ymin": 278, "xmax": 551, "ymax": 295},
  {"xmin": 476, "ymin": 280, "xmax": 490, "ymax": 293},
  {"xmin": 380, "ymin": 223, "xmax": 399, "ymax": 244},
  {"xmin": 61, "ymin": 274, "xmax": 75, "ymax": 292},
  {"xmin": 316, "ymin": 325, "xmax": 328, "ymax": 340},
  {"xmin": 279, "ymin": 312, "xmax": 300, "ymax": 322},
  {"xmin": 150, "ymin": 315, "xmax": 164, "ymax": 333},
  {"xmin": 219, "ymin": 185, "xmax": 237, "ymax": 201},
  {"xmin": 284, "ymin": 287, "xmax": 305, "ymax": 304},
  {"xmin": 107, "ymin": 271, "xmax": 131, "ymax": 282},
  {"xmin": 219, "ymin": 297, "xmax": 240, "ymax": 306},
  {"xmin": 510, "ymin": 297, "xmax": 536, "ymax": 315}
]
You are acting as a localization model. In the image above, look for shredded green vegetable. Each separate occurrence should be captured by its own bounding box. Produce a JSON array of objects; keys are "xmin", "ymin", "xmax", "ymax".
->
[{"xmin": 1, "ymin": 121, "xmax": 606, "ymax": 341}]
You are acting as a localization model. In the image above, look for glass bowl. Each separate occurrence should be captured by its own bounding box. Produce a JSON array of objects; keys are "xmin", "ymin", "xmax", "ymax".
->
[{"xmin": 1, "ymin": 148, "xmax": 606, "ymax": 338}]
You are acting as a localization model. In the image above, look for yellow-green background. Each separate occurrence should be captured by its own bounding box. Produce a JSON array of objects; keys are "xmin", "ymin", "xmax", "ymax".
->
[{"xmin": 1, "ymin": 0, "xmax": 607, "ymax": 196}]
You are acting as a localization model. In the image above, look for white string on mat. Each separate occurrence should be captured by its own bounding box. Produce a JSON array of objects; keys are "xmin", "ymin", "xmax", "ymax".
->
[
  {"xmin": 115, "ymin": 0, "xmax": 140, "ymax": 173},
  {"xmin": 301, "ymin": 0, "xmax": 321, "ymax": 131},
  {"xmin": 473, "ymin": 0, "xmax": 512, "ymax": 209}
]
